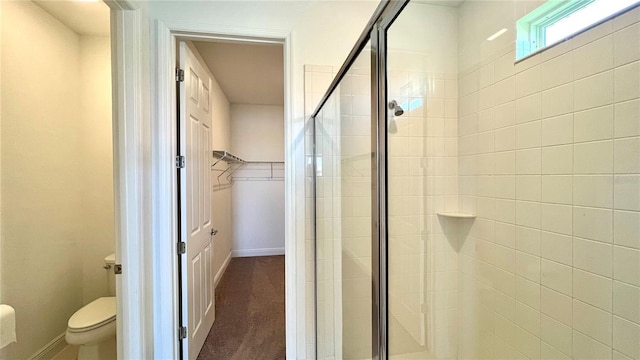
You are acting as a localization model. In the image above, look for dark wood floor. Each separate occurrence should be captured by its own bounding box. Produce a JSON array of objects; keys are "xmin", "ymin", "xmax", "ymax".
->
[{"xmin": 197, "ymin": 256, "xmax": 286, "ymax": 360}]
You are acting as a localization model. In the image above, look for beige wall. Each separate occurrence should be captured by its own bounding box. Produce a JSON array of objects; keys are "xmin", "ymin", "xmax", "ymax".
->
[
  {"xmin": 80, "ymin": 35, "xmax": 114, "ymax": 305},
  {"xmin": 0, "ymin": 2, "xmax": 112, "ymax": 358},
  {"xmin": 231, "ymin": 104, "xmax": 284, "ymax": 161},
  {"xmin": 210, "ymin": 76, "xmax": 233, "ymax": 284}
]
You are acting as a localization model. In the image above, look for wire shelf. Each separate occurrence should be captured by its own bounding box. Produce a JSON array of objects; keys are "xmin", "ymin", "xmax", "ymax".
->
[{"xmin": 211, "ymin": 150, "xmax": 284, "ymax": 185}]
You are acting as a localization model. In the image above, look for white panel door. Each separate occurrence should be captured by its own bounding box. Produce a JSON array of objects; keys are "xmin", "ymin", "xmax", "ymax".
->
[{"xmin": 179, "ymin": 41, "xmax": 215, "ymax": 360}]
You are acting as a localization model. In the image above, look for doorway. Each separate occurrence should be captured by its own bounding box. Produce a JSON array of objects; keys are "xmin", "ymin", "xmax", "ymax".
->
[{"xmin": 176, "ymin": 37, "xmax": 287, "ymax": 360}]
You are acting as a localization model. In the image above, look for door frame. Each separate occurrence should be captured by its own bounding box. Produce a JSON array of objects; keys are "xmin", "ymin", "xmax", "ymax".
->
[
  {"xmin": 104, "ymin": 1, "xmax": 149, "ymax": 359},
  {"xmin": 307, "ymin": 1, "xmax": 411, "ymax": 358},
  {"xmin": 152, "ymin": 20, "xmax": 297, "ymax": 359}
]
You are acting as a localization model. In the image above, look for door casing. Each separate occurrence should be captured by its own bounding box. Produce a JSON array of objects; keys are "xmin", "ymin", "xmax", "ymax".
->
[
  {"xmin": 152, "ymin": 22, "xmax": 297, "ymax": 359},
  {"xmin": 104, "ymin": 1, "xmax": 149, "ymax": 359}
]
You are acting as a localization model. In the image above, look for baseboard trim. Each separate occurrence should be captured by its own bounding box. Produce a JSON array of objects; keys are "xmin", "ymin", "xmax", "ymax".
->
[
  {"xmin": 232, "ymin": 248, "xmax": 285, "ymax": 258},
  {"xmin": 28, "ymin": 332, "xmax": 66, "ymax": 360},
  {"xmin": 214, "ymin": 251, "xmax": 232, "ymax": 288}
]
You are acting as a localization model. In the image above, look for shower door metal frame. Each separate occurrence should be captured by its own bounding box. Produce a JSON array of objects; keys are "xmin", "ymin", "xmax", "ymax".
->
[
  {"xmin": 310, "ymin": 1, "xmax": 410, "ymax": 359},
  {"xmin": 372, "ymin": 3, "xmax": 410, "ymax": 359}
]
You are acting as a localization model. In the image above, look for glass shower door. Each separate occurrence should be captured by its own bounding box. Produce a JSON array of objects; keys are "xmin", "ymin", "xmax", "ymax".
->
[
  {"xmin": 313, "ymin": 1, "xmax": 640, "ymax": 359},
  {"xmin": 314, "ymin": 43, "xmax": 373, "ymax": 360},
  {"xmin": 385, "ymin": 2, "xmax": 461, "ymax": 359}
]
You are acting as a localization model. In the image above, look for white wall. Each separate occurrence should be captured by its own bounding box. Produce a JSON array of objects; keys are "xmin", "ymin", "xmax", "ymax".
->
[
  {"xmin": 231, "ymin": 104, "xmax": 285, "ymax": 256},
  {"xmin": 0, "ymin": 2, "xmax": 113, "ymax": 358},
  {"xmin": 457, "ymin": 3, "xmax": 640, "ymax": 359},
  {"xmin": 231, "ymin": 181, "xmax": 285, "ymax": 256},
  {"xmin": 148, "ymin": 2, "xmax": 379, "ymax": 357}
]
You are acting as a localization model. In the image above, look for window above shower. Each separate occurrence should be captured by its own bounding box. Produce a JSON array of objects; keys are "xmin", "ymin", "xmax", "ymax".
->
[{"xmin": 516, "ymin": 0, "xmax": 640, "ymax": 60}]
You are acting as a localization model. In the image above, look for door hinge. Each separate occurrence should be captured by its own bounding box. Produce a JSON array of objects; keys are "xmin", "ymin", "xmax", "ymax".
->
[
  {"xmin": 178, "ymin": 242, "xmax": 186, "ymax": 255},
  {"xmin": 114, "ymin": 264, "xmax": 122, "ymax": 275},
  {"xmin": 176, "ymin": 68, "xmax": 185, "ymax": 82},
  {"xmin": 176, "ymin": 156, "xmax": 185, "ymax": 169},
  {"xmin": 179, "ymin": 326, "xmax": 187, "ymax": 340}
]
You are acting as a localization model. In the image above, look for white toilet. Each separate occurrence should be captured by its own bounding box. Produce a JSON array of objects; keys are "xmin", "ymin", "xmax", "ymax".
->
[{"xmin": 66, "ymin": 254, "xmax": 116, "ymax": 360}]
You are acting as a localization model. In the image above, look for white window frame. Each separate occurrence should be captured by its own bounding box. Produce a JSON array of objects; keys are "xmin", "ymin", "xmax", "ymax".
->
[{"xmin": 517, "ymin": 0, "xmax": 639, "ymax": 60}]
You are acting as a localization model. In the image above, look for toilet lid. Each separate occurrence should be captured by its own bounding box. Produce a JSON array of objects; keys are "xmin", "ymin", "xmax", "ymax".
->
[{"xmin": 68, "ymin": 297, "xmax": 116, "ymax": 331}]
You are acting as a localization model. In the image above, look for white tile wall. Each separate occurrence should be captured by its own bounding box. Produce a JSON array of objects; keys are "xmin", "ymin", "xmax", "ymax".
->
[
  {"xmin": 541, "ymin": 83, "xmax": 574, "ymax": 118},
  {"xmin": 574, "ymin": 106, "xmax": 614, "ymax": 143},
  {"xmin": 573, "ymin": 206, "xmax": 612, "ymax": 243},
  {"xmin": 572, "ymin": 329, "xmax": 612, "ymax": 360},
  {"xmin": 541, "ymin": 114, "xmax": 574, "ymax": 146},
  {"xmin": 614, "ymin": 99, "xmax": 640, "ymax": 138},
  {"xmin": 573, "ymin": 35, "xmax": 614, "ymax": 80},
  {"xmin": 457, "ymin": 4, "xmax": 640, "ymax": 360},
  {"xmin": 542, "ymin": 231, "xmax": 572, "ymax": 266},
  {"xmin": 615, "ymin": 62, "xmax": 640, "ymax": 102},
  {"xmin": 573, "ymin": 176, "xmax": 613, "ymax": 208},
  {"xmin": 614, "ymin": 23, "xmax": 640, "ymax": 67},
  {"xmin": 614, "ymin": 137, "xmax": 640, "ymax": 173},
  {"xmin": 573, "ymin": 268, "xmax": 612, "ymax": 311},
  {"xmin": 541, "ymin": 52, "xmax": 573, "ymax": 90},
  {"xmin": 573, "ymin": 237, "xmax": 612, "ymax": 277},
  {"xmin": 541, "ymin": 315, "xmax": 573, "ymax": 356},
  {"xmin": 573, "ymin": 299, "xmax": 613, "ymax": 346},
  {"xmin": 542, "ymin": 287, "xmax": 572, "ymax": 326}
]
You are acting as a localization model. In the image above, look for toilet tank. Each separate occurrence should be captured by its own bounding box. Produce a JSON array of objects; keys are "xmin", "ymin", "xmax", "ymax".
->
[{"xmin": 105, "ymin": 253, "xmax": 116, "ymax": 296}]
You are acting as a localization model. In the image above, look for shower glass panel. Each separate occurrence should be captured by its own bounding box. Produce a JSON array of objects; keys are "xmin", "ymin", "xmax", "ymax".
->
[
  {"xmin": 314, "ymin": 1, "xmax": 640, "ymax": 359},
  {"xmin": 386, "ymin": 2, "xmax": 460, "ymax": 359},
  {"xmin": 315, "ymin": 43, "xmax": 373, "ymax": 360}
]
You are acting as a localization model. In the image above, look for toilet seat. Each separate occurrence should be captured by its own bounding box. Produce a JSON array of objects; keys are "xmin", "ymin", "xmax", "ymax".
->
[{"xmin": 67, "ymin": 297, "xmax": 116, "ymax": 332}]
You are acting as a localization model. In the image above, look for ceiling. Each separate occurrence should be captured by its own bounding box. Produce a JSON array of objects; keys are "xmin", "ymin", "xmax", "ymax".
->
[
  {"xmin": 414, "ymin": 0, "xmax": 465, "ymax": 6},
  {"xmin": 194, "ymin": 41, "xmax": 284, "ymax": 106},
  {"xmin": 33, "ymin": 0, "xmax": 110, "ymax": 36}
]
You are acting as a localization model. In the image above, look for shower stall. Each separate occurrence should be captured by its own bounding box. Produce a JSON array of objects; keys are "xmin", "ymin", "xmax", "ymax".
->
[{"xmin": 310, "ymin": 0, "xmax": 640, "ymax": 359}]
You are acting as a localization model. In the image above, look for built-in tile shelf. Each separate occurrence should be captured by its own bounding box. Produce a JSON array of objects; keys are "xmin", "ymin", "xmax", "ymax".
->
[{"xmin": 436, "ymin": 212, "xmax": 476, "ymax": 219}]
